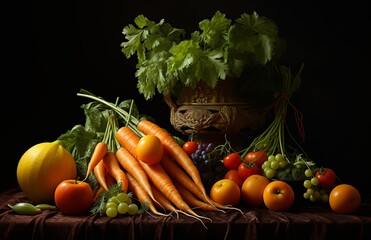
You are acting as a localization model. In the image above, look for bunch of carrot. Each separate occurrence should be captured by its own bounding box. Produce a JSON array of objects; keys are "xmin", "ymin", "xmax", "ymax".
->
[
  {"xmin": 82, "ymin": 113, "xmax": 129, "ymax": 197},
  {"xmin": 78, "ymin": 90, "xmax": 243, "ymax": 226}
]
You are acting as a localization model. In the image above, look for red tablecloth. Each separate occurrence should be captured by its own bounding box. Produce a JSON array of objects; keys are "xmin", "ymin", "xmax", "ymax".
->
[{"xmin": 1, "ymin": 186, "xmax": 371, "ymax": 240}]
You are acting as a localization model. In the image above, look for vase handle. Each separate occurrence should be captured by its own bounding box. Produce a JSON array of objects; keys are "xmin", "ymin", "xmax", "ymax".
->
[{"xmin": 163, "ymin": 95, "xmax": 178, "ymax": 112}]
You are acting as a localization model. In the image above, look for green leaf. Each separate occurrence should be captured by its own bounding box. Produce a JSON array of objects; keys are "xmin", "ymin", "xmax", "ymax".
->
[
  {"xmin": 227, "ymin": 11, "xmax": 280, "ymax": 76},
  {"xmin": 167, "ymin": 40, "xmax": 228, "ymax": 88},
  {"xmin": 134, "ymin": 14, "xmax": 154, "ymax": 29},
  {"xmin": 57, "ymin": 124, "xmax": 102, "ymax": 179},
  {"xmin": 121, "ymin": 24, "xmax": 146, "ymax": 61},
  {"xmin": 198, "ymin": 10, "xmax": 231, "ymax": 50},
  {"xmin": 136, "ymin": 51, "xmax": 178, "ymax": 99},
  {"xmin": 120, "ymin": 11, "xmax": 285, "ymax": 100},
  {"xmin": 121, "ymin": 15, "xmax": 184, "ymax": 66}
]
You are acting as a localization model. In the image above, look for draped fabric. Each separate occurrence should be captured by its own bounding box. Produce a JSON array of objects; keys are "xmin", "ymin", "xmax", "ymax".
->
[{"xmin": 1, "ymin": 187, "xmax": 371, "ymax": 240}]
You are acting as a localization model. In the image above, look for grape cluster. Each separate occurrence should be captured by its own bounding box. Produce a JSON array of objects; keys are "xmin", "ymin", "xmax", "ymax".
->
[
  {"xmin": 190, "ymin": 142, "xmax": 227, "ymax": 191},
  {"xmin": 261, "ymin": 153, "xmax": 288, "ymax": 179},
  {"xmin": 102, "ymin": 192, "xmax": 139, "ymax": 218},
  {"xmin": 302, "ymin": 168, "xmax": 329, "ymax": 203}
]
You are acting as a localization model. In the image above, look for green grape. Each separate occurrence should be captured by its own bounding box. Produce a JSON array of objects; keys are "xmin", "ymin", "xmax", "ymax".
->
[
  {"xmin": 265, "ymin": 168, "xmax": 276, "ymax": 179},
  {"xmin": 295, "ymin": 163, "xmax": 305, "ymax": 169},
  {"xmin": 320, "ymin": 193, "xmax": 329, "ymax": 203},
  {"xmin": 275, "ymin": 153, "xmax": 284, "ymax": 162},
  {"xmin": 127, "ymin": 204, "xmax": 139, "ymax": 215},
  {"xmin": 306, "ymin": 188, "xmax": 314, "ymax": 195},
  {"xmin": 278, "ymin": 160, "xmax": 287, "ymax": 169},
  {"xmin": 268, "ymin": 155, "xmax": 276, "ymax": 162},
  {"xmin": 309, "ymin": 194, "xmax": 317, "ymax": 202},
  {"xmin": 309, "ymin": 190, "xmax": 321, "ymax": 202},
  {"xmin": 303, "ymin": 192, "xmax": 310, "ymax": 199},
  {"xmin": 125, "ymin": 197, "xmax": 132, "ymax": 205},
  {"xmin": 270, "ymin": 161, "xmax": 279, "ymax": 170},
  {"xmin": 117, "ymin": 192, "xmax": 129, "ymax": 203},
  {"xmin": 108, "ymin": 196, "xmax": 120, "ymax": 205},
  {"xmin": 262, "ymin": 161, "xmax": 270, "ymax": 170},
  {"xmin": 106, "ymin": 207, "xmax": 118, "ymax": 218},
  {"xmin": 313, "ymin": 190, "xmax": 321, "ymax": 199},
  {"xmin": 105, "ymin": 201, "xmax": 118, "ymax": 209},
  {"xmin": 304, "ymin": 168, "xmax": 313, "ymax": 177},
  {"xmin": 303, "ymin": 180, "xmax": 312, "ymax": 189},
  {"xmin": 117, "ymin": 202, "xmax": 129, "ymax": 214},
  {"xmin": 263, "ymin": 167, "xmax": 268, "ymax": 175},
  {"xmin": 310, "ymin": 177, "xmax": 319, "ymax": 186}
]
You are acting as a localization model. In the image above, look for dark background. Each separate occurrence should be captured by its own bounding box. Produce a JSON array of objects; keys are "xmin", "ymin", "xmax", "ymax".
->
[{"xmin": 3, "ymin": 1, "xmax": 370, "ymax": 201}]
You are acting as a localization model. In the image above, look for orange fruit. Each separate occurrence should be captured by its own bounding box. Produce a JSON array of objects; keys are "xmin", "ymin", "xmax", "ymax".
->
[
  {"xmin": 329, "ymin": 184, "xmax": 361, "ymax": 214},
  {"xmin": 263, "ymin": 180, "xmax": 295, "ymax": 211},
  {"xmin": 241, "ymin": 174, "xmax": 270, "ymax": 208},
  {"xmin": 210, "ymin": 179, "xmax": 241, "ymax": 206},
  {"xmin": 135, "ymin": 135, "xmax": 164, "ymax": 165}
]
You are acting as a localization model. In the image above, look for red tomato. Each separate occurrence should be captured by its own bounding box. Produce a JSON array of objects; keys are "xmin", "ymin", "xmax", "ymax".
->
[
  {"xmin": 223, "ymin": 152, "xmax": 242, "ymax": 170},
  {"xmin": 237, "ymin": 162, "xmax": 263, "ymax": 181},
  {"xmin": 315, "ymin": 168, "xmax": 337, "ymax": 189},
  {"xmin": 244, "ymin": 150, "xmax": 268, "ymax": 167},
  {"xmin": 54, "ymin": 180, "xmax": 94, "ymax": 215},
  {"xmin": 182, "ymin": 141, "xmax": 198, "ymax": 156},
  {"xmin": 224, "ymin": 169, "xmax": 244, "ymax": 188}
]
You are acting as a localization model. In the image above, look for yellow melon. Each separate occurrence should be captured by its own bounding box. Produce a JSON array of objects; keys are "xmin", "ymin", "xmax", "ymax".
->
[{"xmin": 16, "ymin": 140, "xmax": 77, "ymax": 203}]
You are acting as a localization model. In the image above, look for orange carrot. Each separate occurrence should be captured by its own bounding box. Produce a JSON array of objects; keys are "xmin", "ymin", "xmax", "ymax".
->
[
  {"xmin": 137, "ymin": 120, "xmax": 209, "ymax": 205},
  {"xmin": 93, "ymin": 160, "xmax": 108, "ymax": 190},
  {"xmin": 160, "ymin": 153, "xmax": 224, "ymax": 211},
  {"xmin": 116, "ymin": 126, "xmax": 140, "ymax": 157},
  {"xmin": 93, "ymin": 186, "xmax": 106, "ymax": 202},
  {"xmin": 83, "ymin": 141, "xmax": 108, "ymax": 181},
  {"xmin": 160, "ymin": 153, "xmax": 241, "ymax": 212},
  {"xmin": 149, "ymin": 181, "xmax": 179, "ymax": 217},
  {"xmin": 116, "ymin": 125, "xmax": 210, "ymax": 222},
  {"xmin": 172, "ymin": 179, "xmax": 220, "ymax": 211},
  {"xmin": 118, "ymin": 124, "xmax": 240, "ymax": 213},
  {"xmin": 161, "ymin": 154, "xmax": 233, "ymax": 212},
  {"xmin": 103, "ymin": 152, "xmax": 129, "ymax": 193},
  {"xmin": 105, "ymin": 170, "xmax": 116, "ymax": 189},
  {"xmin": 126, "ymin": 172, "xmax": 169, "ymax": 217},
  {"xmin": 116, "ymin": 146, "xmax": 160, "ymax": 207},
  {"xmin": 139, "ymin": 161, "xmax": 211, "ymax": 225},
  {"xmin": 160, "ymin": 153, "xmax": 206, "ymax": 200}
]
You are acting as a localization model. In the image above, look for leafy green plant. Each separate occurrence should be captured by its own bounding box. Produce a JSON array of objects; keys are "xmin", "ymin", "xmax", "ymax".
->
[
  {"xmin": 121, "ymin": 10, "xmax": 285, "ymax": 101},
  {"xmin": 57, "ymin": 95, "xmax": 142, "ymax": 181}
]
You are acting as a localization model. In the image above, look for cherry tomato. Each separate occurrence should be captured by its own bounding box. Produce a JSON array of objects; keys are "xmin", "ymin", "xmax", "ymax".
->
[
  {"xmin": 223, "ymin": 152, "xmax": 242, "ymax": 170},
  {"xmin": 224, "ymin": 169, "xmax": 244, "ymax": 188},
  {"xmin": 182, "ymin": 141, "xmax": 198, "ymax": 156},
  {"xmin": 244, "ymin": 150, "xmax": 268, "ymax": 167},
  {"xmin": 237, "ymin": 162, "xmax": 263, "ymax": 181},
  {"xmin": 315, "ymin": 167, "xmax": 337, "ymax": 189}
]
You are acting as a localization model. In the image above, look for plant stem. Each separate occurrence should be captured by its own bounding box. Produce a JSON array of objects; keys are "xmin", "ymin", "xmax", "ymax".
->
[
  {"xmin": 77, "ymin": 90, "xmax": 144, "ymax": 137},
  {"xmin": 240, "ymin": 64, "xmax": 304, "ymax": 163}
]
